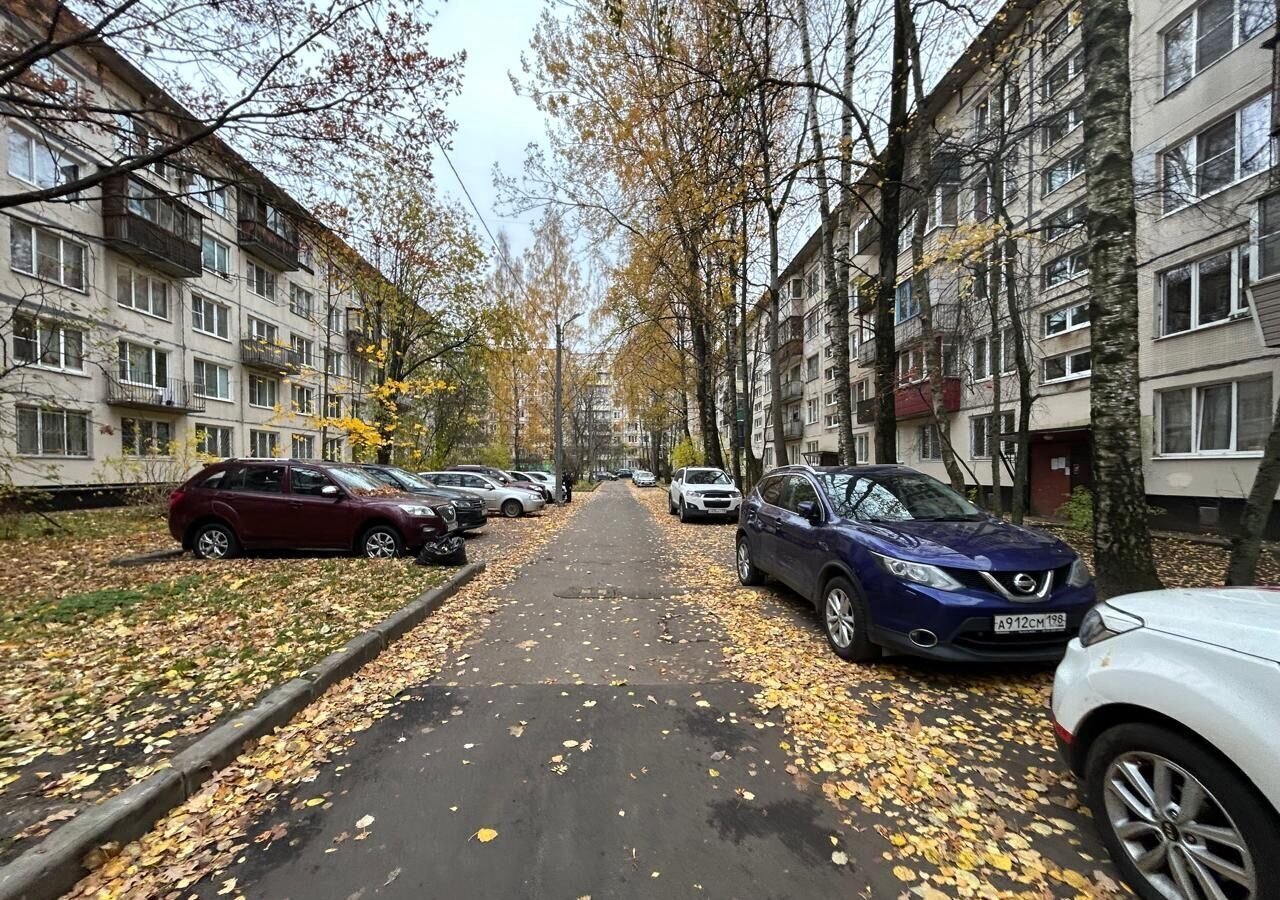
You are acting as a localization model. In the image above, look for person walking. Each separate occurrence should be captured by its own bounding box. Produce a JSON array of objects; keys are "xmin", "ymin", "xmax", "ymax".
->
[{"xmin": 562, "ymin": 472, "xmax": 573, "ymax": 504}]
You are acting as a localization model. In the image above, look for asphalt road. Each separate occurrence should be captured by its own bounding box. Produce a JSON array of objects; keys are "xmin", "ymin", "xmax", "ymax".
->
[{"xmin": 198, "ymin": 482, "xmax": 896, "ymax": 899}]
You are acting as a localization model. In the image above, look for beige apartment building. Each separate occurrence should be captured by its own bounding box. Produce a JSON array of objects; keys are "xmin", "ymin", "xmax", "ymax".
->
[
  {"xmin": 1, "ymin": 12, "xmax": 372, "ymax": 494},
  {"xmin": 745, "ymin": 0, "xmax": 1280, "ymax": 532}
]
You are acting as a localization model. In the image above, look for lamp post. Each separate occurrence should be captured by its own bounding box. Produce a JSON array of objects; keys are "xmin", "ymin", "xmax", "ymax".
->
[{"xmin": 554, "ymin": 311, "xmax": 582, "ymax": 506}]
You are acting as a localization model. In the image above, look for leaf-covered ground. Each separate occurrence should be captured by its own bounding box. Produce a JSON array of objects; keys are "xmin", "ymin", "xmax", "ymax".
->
[
  {"xmin": 0, "ymin": 506, "xmax": 543, "ymax": 863},
  {"xmin": 630, "ymin": 485, "xmax": 1277, "ymax": 899}
]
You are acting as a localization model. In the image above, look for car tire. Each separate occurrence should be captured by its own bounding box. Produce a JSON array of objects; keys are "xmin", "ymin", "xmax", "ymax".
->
[
  {"xmin": 736, "ymin": 536, "xmax": 765, "ymax": 586},
  {"xmin": 501, "ymin": 498, "xmax": 523, "ymax": 518},
  {"xmin": 1084, "ymin": 722, "xmax": 1280, "ymax": 900},
  {"xmin": 820, "ymin": 576, "xmax": 878, "ymax": 662},
  {"xmin": 360, "ymin": 524, "xmax": 403, "ymax": 559},
  {"xmin": 669, "ymin": 496, "xmax": 677, "ymax": 515},
  {"xmin": 192, "ymin": 522, "xmax": 238, "ymax": 560},
  {"xmin": 679, "ymin": 499, "xmax": 691, "ymax": 523}
]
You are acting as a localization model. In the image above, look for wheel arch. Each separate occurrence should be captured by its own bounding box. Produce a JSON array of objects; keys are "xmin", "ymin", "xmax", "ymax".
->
[
  {"xmin": 814, "ymin": 560, "xmax": 862, "ymax": 608},
  {"xmin": 355, "ymin": 517, "xmax": 404, "ymax": 551},
  {"xmin": 184, "ymin": 516, "xmax": 235, "ymax": 550}
]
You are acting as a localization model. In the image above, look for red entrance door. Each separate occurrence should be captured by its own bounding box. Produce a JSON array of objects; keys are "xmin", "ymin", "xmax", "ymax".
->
[{"xmin": 1029, "ymin": 435, "xmax": 1092, "ymax": 517}]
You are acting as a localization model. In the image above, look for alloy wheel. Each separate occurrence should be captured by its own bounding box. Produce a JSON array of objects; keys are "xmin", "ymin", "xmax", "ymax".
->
[
  {"xmin": 825, "ymin": 588, "xmax": 856, "ymax": 649},
  {"xmin": 1103, "ymin": 751, "xmax": 1255, "ymax": 900},
  {"xmin": 197, "ymin": 528, "xmax": 229, "ymax": 559},
  {"xmin": 365, "ymin": 531, "xmax": 398, "ymax": 559},
  {"xmin": 736, "ymin": 542, "xmax": 751, "ymax": 581}
]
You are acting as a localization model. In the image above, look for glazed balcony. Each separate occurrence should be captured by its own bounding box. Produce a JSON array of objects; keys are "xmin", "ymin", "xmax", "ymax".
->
[
  {"xmin": 102, "ymin": 174, "xmax": 203, "ymax": 277},
  {"xmin": 781, "ymin": 379, "xmax": 804, "ymax": 402},
  {"xmin": 238, "ymin": 191, "xmax": 300, "ymax": 270},
  {"xmin": 771, "ymin": 314, "xmax": 804, "ymax": 361}
]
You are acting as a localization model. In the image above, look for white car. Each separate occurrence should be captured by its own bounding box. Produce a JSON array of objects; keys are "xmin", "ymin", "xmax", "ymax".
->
[
  {"xmin": 1052, "ymin": 588, "xmax": 1280, "ymax": 900},
  {"xmin": 632, "ymin": 470, "xmax": 657, "ymax": 487},
  {"xmin": 518, "ymin": 471, "xmax": 564, "ymax": 501},
  {"xmin": 418, "ymin": 471, "xmax": 546, "ymax": 518},
  {"xmin": 668, "ymin": 467, "xmax": 741, "ymax": 522}
]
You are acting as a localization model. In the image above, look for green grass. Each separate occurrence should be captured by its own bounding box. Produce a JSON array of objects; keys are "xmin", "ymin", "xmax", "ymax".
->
[
  {"xmin": 0, "ymin": 506, "xmax": 160, "ymax": 542},
  {"xmin": 1, "ymin": 575, "xmax": 202, "ymax": 630}
]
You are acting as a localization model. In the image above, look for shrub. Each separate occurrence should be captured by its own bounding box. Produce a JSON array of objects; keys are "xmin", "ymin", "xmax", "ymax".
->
[
  {"xmin": 670, "ymin": 436, "xmax": 703, "ymax": 470},
  {"xmin": 1056, "ymin": 486, "xmax": 1093, "ymax": 531}
]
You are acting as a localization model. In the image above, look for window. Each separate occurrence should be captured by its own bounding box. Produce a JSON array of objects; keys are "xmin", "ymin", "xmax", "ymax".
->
[
  {"xmin": 804, "ymin": 354, "xmax": 819, "ymax": 382},
  {"xmin": 117, "ymin": 341, "xmax": 167, "ymax": 387},
  {"xmin": 325, "ymin": 305, "xmax": 343, "ymax": 333},
  {"xmin": 897, "ymin": 347, "xmax": 925, "ymax": 383},
  {"xmin": 195, "ymin": 424, "xmax": 233, "ymax": 458},
  {"xmin": 325, "ymin": 393, "xmax": 343, "ymax": 418},
  {"xmin": 927, "ymin": 158, "xmax": 961, "ymax": 229},
  {"xmin": 1044, "ymin": 301, "xmax": 1091, "ymax": 336},
  {"xmin": 973, "ymin": 175, "xmax": 991, "ymax": 219},
  {"xmin": 13, "ymin": 315, "xmax": 84, "ymax": 371},
  {"xmin": 6, "ymin": 128, "xmax": 82, "ymax": 199},
  {"xmin": 324, "ymin": 349, "xmax": 344, "ymax": 377},
  {"xmin": 1042, "ymin": 48, "xmax": 1084, "ymax": 100},
  {"xmin": 1158, "ymin": 377, "xmax": 1271, "ymax": 454},
  {"xmin": 191, "ymin": 295, "xmax": 230, "ymax": 339},
  {"xmin": 291, "ymin": 384, "xmax": 315, "ymax": 415},
  {"xmin": 854, "ymin": 433, "xmax": 870, "ymax": 463},
  {"xmin": 290, "ymin": 335, "xmax": 315, "ymax": 367},
  {"xmin": 1044, "ymin": 249, "xmax": 1089, "ymax": 288},
  {"xmin": 974, "ymin": 96, "xmax": 989, "ymax": 133},
  {"xmin": 1044, "ymin": 203, "xmax": 1087, "ymax": 241},
  {"xmin": 190, "ymin": 174, "xmax": 231, "ymax": 218},
  {"xmin": 824, "ymin": 412, "xmax": 842, "ymax": 429},
  {"xmin": 248, "ymin": 430, "xmax": 280, "ymax": 458},
  {"xmin": 1165, "ymin": 0, "xmax": 1275, "ymax": 94},
  {"xmin": 1042, "ymin": 149, "xmax": 1085, "ymax": 196},
  {"xmin": 116, "ymin": 266, "xmax": 169, "ymax": 318},
  {"xmin": 999, "ymin": 327, "xmax": 1017, "ymax": 373},
  {"xmin": 246, "ymin": 260, "xmax": 276, "ymax": 300},
  {"xmin": 289, "ymin": 284, "xmax": 314, "ymax": 317},
  {"xmin": 125, "ymin": 179, "xmax": 200, "ymax": 241},
  {"xmin": 972, "ymin": 412, "xmax": 1016, "ymax": 459},
  {"xmin": 919, "ymin": 424, "xmax": 942, "ymax": 461},
  {"xmin": 1260, "ymin": 193, "xmax": 1280, "ymax": 279},
  {"xmin": 1159, "ymin": 245, "xmax": 1250, "ymax": 336},
  {"xmin": 9, "ymin": 220, "xmax": 85, "ymax": 290},
  {"xmin": 1043, "ymin": 105, "xmax": 1083, "ymax": 150},
  {"xmin": 121, "ymin": 417, "xmax": 172, "ymax": 455},
  {"xmin": 1162, "ymin": 96, "xmax": 1270, "ymax": 213},
  {"xmin": 806, "ymin": 398, "xmax": 819, "ymax": 425},
  {"xmin": 202, "ymin": 235, "xmax": 230, "ymax": 275},
  {"xmin": 191, "ymin": 359, "xmax": 230, "ymax": 400},
  {"xmin": 1042, "ymin": 349, "xmax": 1092, "ymax": 383},
  {"xmin": 323, "ymin": 437, "xmax": 344, "ymax": 461},
  {"xmin": 894, "ymin": 280, "xmax": 919, "ymax": 324},
  {"xmin": 249, "ymin": 374, "xmax": 278, "ymax": 408},
  {"xmin": 248, "ymin": 316, "xmax": 277, "ymax": 343},
  {"xmin": 15, "ymin": 405, "xmax": 89, "ymax": 456},
  {"xmin": 1043, "ymin": 4, "xmax": 1081, "ymax": 46},
  {"xmin": 291, "ymin": 434, "xmax": 315, "ymax": 458},
  {"xmin": 972, "ymin": 336, "xmax": 991, "ymax": 380}
]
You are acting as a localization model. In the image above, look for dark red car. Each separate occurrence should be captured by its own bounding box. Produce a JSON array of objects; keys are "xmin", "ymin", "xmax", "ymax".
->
[{"xmin": 168, "ymin": 459, "xmax": 457, "ymax": 559}]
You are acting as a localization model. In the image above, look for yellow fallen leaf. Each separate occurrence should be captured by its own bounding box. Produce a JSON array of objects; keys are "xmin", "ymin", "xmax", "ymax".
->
[
  {"xmin": 893, "ymin": 865, "xmax": 916, "ymax": 882},
  {"xmin": 708, "ymin": 768, "xmax": 720, "ymax": 777},
  {"xmin": 305, "ymin": 798, "xmax": 325, "ymax": 807},
  {"xmin": 217, "ymin": 878, "xmax": 237, "ymax": 896},
  {"xmin": 474, "ymin": 827, "xmax": 498, "ymax": 843}
]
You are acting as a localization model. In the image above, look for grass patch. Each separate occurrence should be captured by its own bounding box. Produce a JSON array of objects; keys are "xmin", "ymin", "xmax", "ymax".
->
[
  {"xmin": 0, "ymin": 506, "xmax": 159, "ymax": 542},
  {"xmin": 1, "ymin": 575, "xmax": 203, "ymax": 630}
]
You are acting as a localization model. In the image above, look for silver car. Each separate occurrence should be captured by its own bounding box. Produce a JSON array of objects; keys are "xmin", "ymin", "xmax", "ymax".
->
[{"xmin": 419, "ymin": 471, "xmax": 546, "ymax": 518}]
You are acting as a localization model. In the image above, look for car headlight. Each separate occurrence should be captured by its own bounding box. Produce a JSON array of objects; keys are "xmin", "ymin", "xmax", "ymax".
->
[
  {"xmin": 1078, "ymin": 604, "xmax": 1143, "ymax": 647},
  {"xmin": 1067, "ymin": 557, "xmax": 1093, "ymax": 588},
  {"xmin": 398, "ymin": 504, "xmax": 438, "ymax": 518},
  {"xmin": 872, "ymin": 552, "xmax": 962, "ymax": 591}
]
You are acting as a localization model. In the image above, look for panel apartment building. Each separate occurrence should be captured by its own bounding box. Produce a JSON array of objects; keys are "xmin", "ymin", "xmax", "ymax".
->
[
  {"xmin": 743, "ymin": 0, "xmax": 1280, "ymax": 532},
  {"xmin": 1, "ymin": 9, "xmax": 372, "ymax": 493}
]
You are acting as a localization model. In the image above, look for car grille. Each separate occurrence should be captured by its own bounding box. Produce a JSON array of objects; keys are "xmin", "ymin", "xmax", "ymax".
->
[
  {"xmin": 435, "ymin": 505, "xmax": 457, "ymax": 523},
  {"xmin": 945, "ymin": 564, "xmax": 1072, "ymax": 600},
  {"xmin": 700, "ymin": 491, "xmax": 734, "ymax": 499}
]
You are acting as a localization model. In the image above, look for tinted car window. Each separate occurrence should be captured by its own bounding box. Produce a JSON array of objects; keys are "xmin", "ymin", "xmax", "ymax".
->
[
  {"xmin": 462, "ymin": 474, "xmax": 489, "ymax": 489},
  {"xmin": 198, "ymin": 469, "xmax": 227, "ymax": 489},
  {"xmin": 291, "ymin": 467, "xmax": 335, "ymax": 496},
  {"xmin": 758, "ymin": 475, "xmax": 784, "ymax": 506},
  {"xmin": 780, "ymin": 475, "xmax": 820, "ymax": 513},
  {"xmin": 818, "ymin": 472, "xmax": 981, "ymax": 521},
  {"xmin": 364, "ymin": 468, "xmax": 401, "ymax": 488},
  {"xmin": 226, "ymin": 465, "xmax": 285, "ymax": 493},
  {"xmin": 687, "ymin": 469, "xmax": 732, "ymax": 485}
]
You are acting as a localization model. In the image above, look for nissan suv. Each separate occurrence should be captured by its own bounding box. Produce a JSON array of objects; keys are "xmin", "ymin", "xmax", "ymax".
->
[{"xmin": 169, "ymin": 459, "xmax": 457, "ymax": 559}]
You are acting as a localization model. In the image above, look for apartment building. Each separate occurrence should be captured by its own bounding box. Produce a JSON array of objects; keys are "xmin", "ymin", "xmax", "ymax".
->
[
  {"xmin": 744, "ymin": 0, "xmax": 1280, "ymax": 532},
  {"xmin": 1, "ymin": 13, "xmax": 372, "ymax": 492}
]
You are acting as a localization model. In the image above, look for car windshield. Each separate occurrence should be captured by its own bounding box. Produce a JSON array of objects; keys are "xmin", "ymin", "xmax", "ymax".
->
[
  {"xmin": 384, "ymin": 467, "xmax": 434, "ymax": 490},
  {"xmin": 817, "ymin": 471, "xmax": 982, "ymax": 522},
  {"xmin": 686, "ymin": 469, "xmax": 731, "ymax": 485},
  {"xmin": 328, "ymin": 466, "xmax": 392, "ymax": 494}
]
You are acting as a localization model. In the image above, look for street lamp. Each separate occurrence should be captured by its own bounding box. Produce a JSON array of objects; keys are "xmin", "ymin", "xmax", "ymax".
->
[{"xmin": 554, "ymin": 311, "xmax": 583, "ymax": 506}]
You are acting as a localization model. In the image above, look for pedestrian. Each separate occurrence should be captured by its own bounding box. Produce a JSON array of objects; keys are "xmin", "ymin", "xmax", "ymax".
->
[{"xmin": 562, "ymin": 472, "xmax": 573, "ymax": 504}]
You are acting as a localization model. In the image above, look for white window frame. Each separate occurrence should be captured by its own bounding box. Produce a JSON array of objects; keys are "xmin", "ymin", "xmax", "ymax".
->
[
  {"xmin": 290, "ymin": 334, "xmax": 315, "ymax": 368},
  {"xmin": 971, "ymin": 411, "xmax": 1016, "ymax": 459},
  {"xmin": 195, "ymin": 424, "xmax": 234, "ymax": 458},
  {"xmin": 246, "ymin": 260, "xmax": 277, "ymax": 301},
  {"xmin": 248, "ymin": 429, "xmax": 280, "ymax": 458},
  {"xmin": 191, "ymin": 295, "xmax": 230, "ymax": 340},
  {"xmin": 1041, "ymin": 48, "xmax": 1084, "ymax": 101},
  {"xmin": 1156, "ymin": 377, "xmax": 1271, "ymax": 456},
  {"xmin": 918, "ymin": 424, "xmax": 943, "ymax": 461},
  {"xmin": 1161, "ymin": 95, "xmax": 1271, "ymax": 214},
  {"xmin": 291, "ymin": 383, "xmax": 315, "ymax": 415},
  {"xmin": 1042, "ymin": 348, "xmax": 1092, "ymax": 384},
  {"xmin": 1258, "ymin": 192, "xmax": 1280, "ymax": 279},
  {"xmin": 15, "ymin": 404, "xmax": 90, "ymax": 457},
  {"xmin": 13, "ymin": 314, "xmax": 85, "ymax": 372},
  {"xmin": 248, "ymin": 316, "xmax": 278, "ymax": 344},
  {"xmin": 805, "ymin": 397, "xmax": 819, "ymax": 425},
  {"xmin": 248, "ymin": 374, "xmax": 278, "ymax": 409},
  {"xmin": 9, "ymin": 219, "xmax": 86, "ymax": 291},
  {"xmin": 1041, "ymin": 149, "xmax": 1086, "ymax": 197},
  {"xmin": 1043, "ymin": 301, "xmax": 1091, "ymax": 337},
  {"xmin": 1042, "ymin": 105, "xmax": 1083, "ymax": 151},
  {"xmin": 323, "ymin": 436, "xmax": 344, "ymax": 461},
  {"xmin": 117, "ymin": 340, "xmax": 168, "ymax": 387},
  {"xmin": 289, "ymin": 283, "xmax": 314, "ymax": 318},
  {"xmin": 324, "ymin": 349, "xmax": 344, "ymax": 377},
  {"xmin": 1044, "ymin": 249, "xmax": 1090, "ymax": 288},
  {"xmin": 120, "ymin": 417, "xmax": 173, "ymax": 456},
  {"xmin": 6, "ymin": 126, "xmax": 84, "ymax": 202},
  {"xmin": 116, "ymin": 265, "xmax": 170, "ymax": 319},
  {"xmin": 291, "ymin": 433, "xmax": 315, "ymax": 458},
  {"xmin": 1163, "ymin": 0, "xmax": 1276, "ymax": 95},
  {"xmin": 202, "ymin": 234, "xmax": 230, "ymax": 276},
  {"xmin": 1044, "ymin": 202, "xmax": 1087, "ymax": 241},
  {"xmin": 193, "ymin": 358, "xmax": 231, "ymax": 401},
  {"xmin": 1158, "ymin": 245, "xmax": 1251, "ymax": 337}
]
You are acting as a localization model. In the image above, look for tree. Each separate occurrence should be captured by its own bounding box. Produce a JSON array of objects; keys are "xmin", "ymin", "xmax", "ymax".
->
[{"xmin": 1083, "ymin": 0, "xmax": 1162, "ymax": 595}]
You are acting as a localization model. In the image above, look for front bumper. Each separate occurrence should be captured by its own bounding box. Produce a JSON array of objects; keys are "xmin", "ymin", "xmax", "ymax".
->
[
  {"xmin": 681, "ymin": 493, "xmax": 742, "ymax": 515},
  {"xmin": 455, "ymin": 508, "xmax": 487, "ymax": 530}
]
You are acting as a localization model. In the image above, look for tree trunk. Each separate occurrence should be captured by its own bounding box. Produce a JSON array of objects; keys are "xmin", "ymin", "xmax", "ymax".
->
[
  {"xmin": 988, "ymin": 283, "xmax": 1003, "ymax": 516},
  {"xmin": 1002, "ymin": 236, "xmax": 1033, "ymax": 524},
  {"xmin": 1227, "ymin": 395, "xmax": 1280, "ymax": 584},
  {"xmin": 1083, "ymin": 0, "xmax": 1162, "ymax": 597},
  {"xmin": 739, "ymin": 214, "xmax": 762, "ymax": 489},
  {"xmin": 767, "ymin": 215, "xmax": 788, "ymax": 468}
]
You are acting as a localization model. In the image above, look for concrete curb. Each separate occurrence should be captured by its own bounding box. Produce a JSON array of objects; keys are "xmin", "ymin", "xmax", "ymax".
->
[
  {"xmin": 108, "ymin": 547, "xmax": 184, "ymax": 568},
  {"xmin": 0, "ymin": 560, "xmax": 486, "ymax": 900}
]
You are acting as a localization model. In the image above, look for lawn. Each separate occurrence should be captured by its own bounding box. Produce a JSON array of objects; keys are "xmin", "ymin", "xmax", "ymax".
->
[{"xmin": 0, "ymin": 506, "xmax": 455, "ymax": 861}]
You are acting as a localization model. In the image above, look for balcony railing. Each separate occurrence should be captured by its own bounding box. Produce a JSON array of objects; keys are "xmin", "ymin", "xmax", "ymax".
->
[
  {"xmin": 781, "ymin": 379, "xmax": 804, "ymax": 402},
  {"xmin": 105, "ymin": 375, "xmax": 205, "ymax": 413},
  {"xmin": 237, "ymin": 218, "xmax": 300, "ymax": 271},
  {"xmin": 240, "ymin": 339, "xmax": 302, "ymax": 374},
  {"xmin": 771, "ymin": 314, "xmax": 804, "ymax": 360},
  {"xmin": 857, "ymin": 339, "xmax": 876, "ymax": 366},
  {"xmin": 856, "ymin": 398, "xmax": 877, "ymax": 425},
  {"xmin": 101, "ymin": 173, "xmax": 203, "ymax": 277},
  {"xmin": 782, "ymin": 419, "xmax": 805, "ymax": 440},
  {"xmin": 894, "ymin": 376, "xmax": 962, "ymax": 420}
]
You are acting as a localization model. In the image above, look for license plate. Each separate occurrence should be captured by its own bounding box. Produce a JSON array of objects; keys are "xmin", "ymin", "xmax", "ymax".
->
[{"xmin": 993, "ymin": 612, "xmax": 1066, "ymax": 633}]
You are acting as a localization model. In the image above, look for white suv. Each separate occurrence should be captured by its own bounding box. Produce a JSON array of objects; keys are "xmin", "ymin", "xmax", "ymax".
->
[
  {"xmin": 1052, "ymin": 588, "xmax": 1280, "ymax": 900},
  {"xmin": 668, "ymin": 467, "xmax": 741, "ymax": 522}
]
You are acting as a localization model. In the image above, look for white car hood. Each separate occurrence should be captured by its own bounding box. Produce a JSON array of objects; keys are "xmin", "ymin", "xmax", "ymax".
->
[{"xmin": 1108, "ymin": 588, "xmax": 1280, "ymax": 663}]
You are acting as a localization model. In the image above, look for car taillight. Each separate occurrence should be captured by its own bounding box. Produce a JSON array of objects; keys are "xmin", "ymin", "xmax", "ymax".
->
[{"xmin": 168, "ymin": 489, "xmax": 185, "ymax": 510}]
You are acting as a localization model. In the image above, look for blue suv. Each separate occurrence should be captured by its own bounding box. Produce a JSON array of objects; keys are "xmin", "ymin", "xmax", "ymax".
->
[{"xmin": 735, "ymin": 464, "xmax": 1096, "ymax": 663}]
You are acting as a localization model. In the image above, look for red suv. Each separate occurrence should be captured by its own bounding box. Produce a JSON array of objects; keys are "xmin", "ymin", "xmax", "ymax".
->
[{"xmin": 169, "ymin": 459, "xmax": 457, "ymax": 559}]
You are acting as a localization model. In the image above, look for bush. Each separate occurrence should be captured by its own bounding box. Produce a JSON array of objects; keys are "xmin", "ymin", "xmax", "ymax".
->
[
  {"xmin": 670, "ymin": 436, "xmax": 703, "ymax": 470},
  {"xmin": 1056, "ymin": 486, "xmax": 1093, "ymax": 531}
]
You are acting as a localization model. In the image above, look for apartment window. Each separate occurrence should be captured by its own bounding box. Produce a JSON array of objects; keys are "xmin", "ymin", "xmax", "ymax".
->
[
  {"xmin": 117, "ymin": 340, "xmax": 167, "ymax": 387},
  {"xmin": 1043, "ymin": 4, "xmax": 1081, "ymax": 46},
  {"xmin": 246, "ymin": 260, "xmax": 276, "ymax": 300},
  {"xmin": 1042, "ymin": 149, "xmax": 1085, "ymax": 196},
  {"xmin": 248, "ymin": 316, "xmax": 277, "ymax": 343},
  {"xmin": 806, "ymin": 354, "xmax": 819, "ymax": 381},
  {"xmin": 190, "ymin": 174, "xmax": 231, "ymax": 218},
  {"xmin": 289, "ymin": 284, "xmax": 314, "ymax": 318},
  {"xmin": 191, "ymin": 295, "xmax": 230, "ymax": 339},
  {"xmin": 1044, "ymin": 203, "xmax": 1087, "ymax": 241},
  {"xmin": 941, "ymin": 343, "xmax": 958, "ymax": 376},
  {"xmin": 805, "ymin": 398, "xmax": 819, "ymax": 425},
  {"xmin": 1160, "ymin": 245, "xmax": 1250, "ymax": 335},
  {"xmin": 972, "ymin": 412, "xmax": 1016, "ymax": 459},
  {"xmin": 291, "ymin": 384, "xmax": 315, "ymax": 415},
  {"xmin": 807, "ymin": 269, "xmax": 820, "ymax": 297},
  {"xmin": 193, "ymin": 359, "xmax": 231, "ymax": 400},
  {"xmin": 973, "ymin": 175, "xmax": 991, "ymax": 219},
  {"xmin": 1158, "ymin": 377, "xmax": 1270, "ymax": 454},
  {"xmin": 323, "ymin": 437, "xmax": 344, "ymax": 461},
  {"xmin": 290, "ymin": 335, "xmax": 315, "ymax": 367},
  {"xmin": 928, "ymin": 158, "xmax": 961, "ymax": 229},
  {"xmin": 1165, "ymin": 0, "xmax": 1275, "ymax": 94},
  {"xmin": 1044, "ymin": 301, "xmax": 1091, "ymax": 336},
  {"xmin": 1162, "ymin": 96, "xmax": 1269, "ymax": 213},
  {"xmin": 116, "ymin": 266, "xmax": 170, "ymax": 319},
  {"xmin": 854, "ymin": 433, "xmax": 870, "ymax": 464},
  {"xmin": 9, "ymin": 220, "xmax": 85, "ymax": 290},
  {"xmin": 974, "ymin": 96, "xmax": 990, "ymax": 133},
  {"xmin": 125, "ymin": 179, "xmax": 199, "ymax": 242},
  {"xmin": 6, "ymin": 127, "xmax": 82, "ymax": 199},
  {"xmin": 999, "ymin": 327, "xmax": 1016, "ymax": 373},
  {"xmin": 1044, "ymin": 249, "xmax": 1089, "ymax": 288},
  {"xmin": 918, "ymin": 424, "xmax": 942, "ymax": 461},
  {"xmin": 1042, "ymin": 105, "xmax": 1082, "ymax": 150},
  {"xmin": 13, "ymin": 315, "xmax": 84, "ymax": 372},
  {"xmin": 1259, "ymin": 193, "xmax": 1280, "ymax": 278},
  {"xmin": 202, "ymin": 235, "xmax": 230, "ymax": 275},
  {"xmin": 824, "ymin": 412, "xmax": 842, "ymax": 429},
  {"xmin": 121, "ymin": 417, "xmax": 172, "ymax": 456},
  {"xmin": 15, "ymin": 405, "xmax": 88, "ymax": 457},
  {"xmin": 248, "ymin": 429, "xmax": 280, "ymax": 458},
  {"xmin": 1042, "ymin": 48, "xmax": 1084, "ymax": 100},
  {"xmin": 325, "ymin": 393, "xmax": 343, "ymax": 417},
  {"xmin": 1042, "ymin": 348, "xmax": 1092, "ymax": 383},
  {"xmin": 897, "ymin": 347, "xmax": 925, "ymax": 383},
  {"xmin": 195, "ymin": 424, "xmax": 233, "ymax": 458},
  {"xmin": 326, "ymin": 305, "xmax": 344, "ymax": 333},
  {"xmin": 324, "ymin": 349, "xmax": 344, "ymax": 377},
  {"xmin": 894, "ymin": 281, "xmax": 919, "ymax": 324},
  {"xmin": 248, "ymin": 374, "xmax": 278, "ymax": 408},
  {"xmin": 291, "ymin": 434, "xmax": 315, "ymax": 458}
]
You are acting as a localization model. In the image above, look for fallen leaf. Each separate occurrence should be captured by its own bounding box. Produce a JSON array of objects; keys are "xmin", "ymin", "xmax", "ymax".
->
[{"xmin": 474, "ymin": 827, "xmax": 498, "ymax": 843}]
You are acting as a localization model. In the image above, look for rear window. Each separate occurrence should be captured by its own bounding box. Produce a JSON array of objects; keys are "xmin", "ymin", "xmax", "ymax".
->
[
  {"xmin": 197, "ymin": 469, "xmax": 228, "ymax": 489},
  {"xmin": 225, "ymin": 465, "xmax": 285, "ymax": 494}
]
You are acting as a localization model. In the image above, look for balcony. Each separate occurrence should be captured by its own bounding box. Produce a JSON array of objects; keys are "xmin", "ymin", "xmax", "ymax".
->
[
  {"xmin": 781, "ymin": 379, "xmax": 804, "ymax": 402},
  {"xmin": 856, "ymin": 398, "xmax": 877, "ymax": 425},
  {"xmin": 783, "ymin": 419, "xmax": 805, "ymax": 440},
  {"xmin": 241, "ymin": 339, "xmax": 302, "ymax": 374},
  {"xmin": 102, "ymin": 174, "xmax": 203, "ymax": 277},
  {"xmin": 772, "ymin": 314, "xmax": 804, "ymax": 361},
  {"xmin": 856, "ymin": 339, "xmax": 876, "ymax": 366},
  {"xmin": 238, "ymin": 191, "xmax": 300, "ymax": 270},
  {"xmin": 106, "ymin": 375, "xmax": 205, "ymax": 413},
  {"xmin": 893, "ymin": 376, "xmax": 962, "ymax": 420},
  {"xmin": 895, "ymin": 304, "xmax": 959, "ymax": 346},
  {"xmin": 346, "ymin": 307, "xmax": 373, "ymax": 350}
]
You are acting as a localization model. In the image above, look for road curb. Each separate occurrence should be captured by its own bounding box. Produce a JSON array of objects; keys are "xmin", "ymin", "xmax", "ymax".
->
[
  {"xmin": 0, "ymin": 560, "xmax": 486, "ymax": 900},
  {"xmin": 108, "ymin": 547, "xmax": 184, "ymax": 567}
]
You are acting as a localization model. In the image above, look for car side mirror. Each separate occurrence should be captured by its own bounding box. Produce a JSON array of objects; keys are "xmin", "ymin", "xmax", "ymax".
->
[
  {"xmin": 321, "ymin": 484, "xmax": 340, "ymax": 497},
  {"xmin": 797, "ymin": 500, "xmax": 822, "ymax": 524}
]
